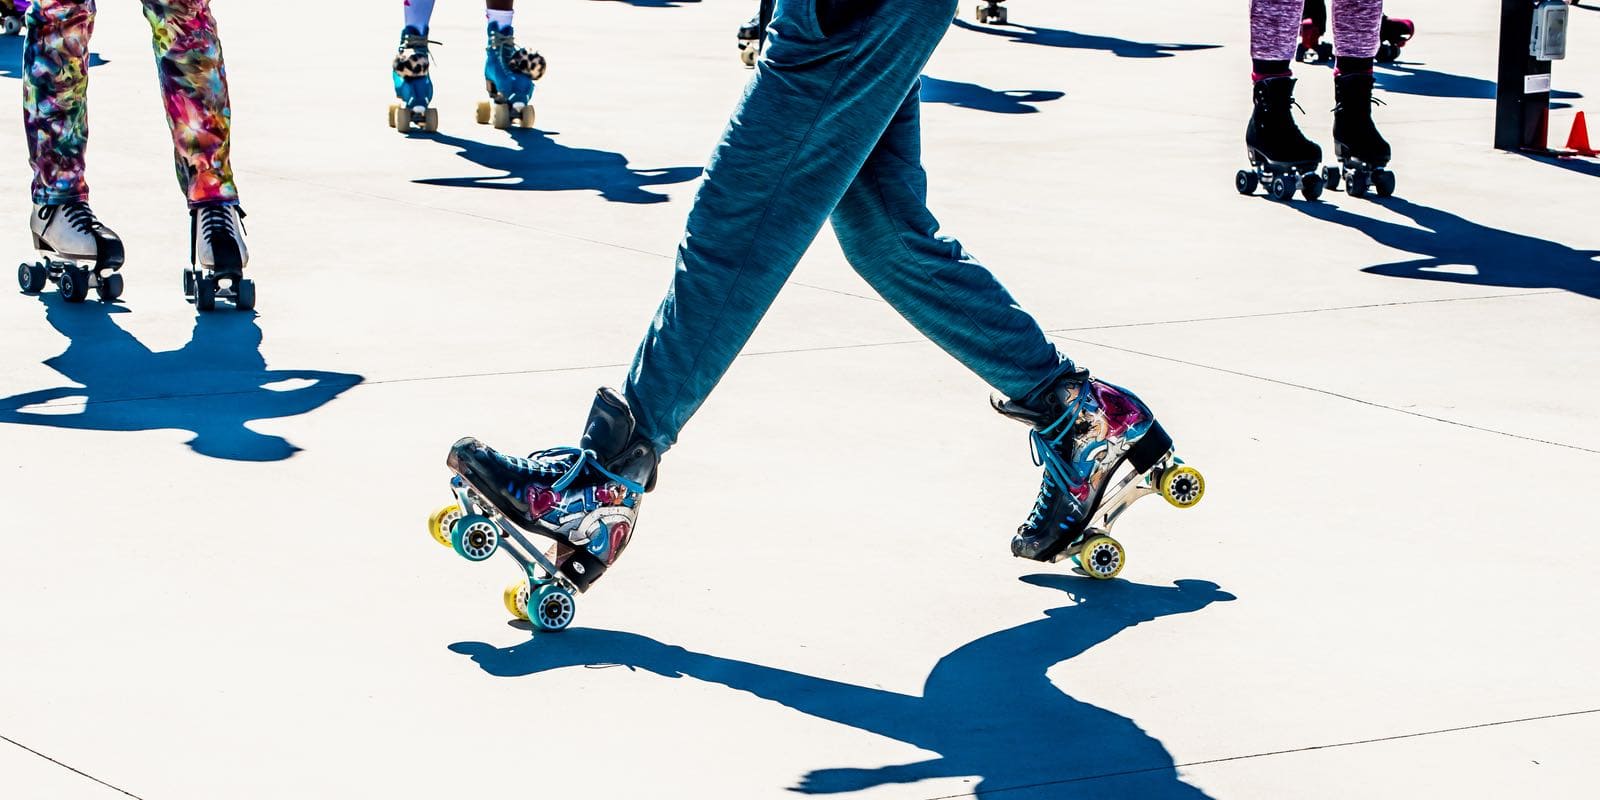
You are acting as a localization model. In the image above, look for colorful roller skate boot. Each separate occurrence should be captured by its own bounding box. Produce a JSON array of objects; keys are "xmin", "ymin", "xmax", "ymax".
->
[
  {"xmin": 476, "ymin": 22, "xmax": 545, "ymax": 131},
  {"xmin": 18, "ymin": 202, "xmax": 125, "ymax": 303},
  {"xmin": 994, "ymin": 372, "xmax": 1205, "ymax": 580},
  {"xmin": 1236, "ymin": 76, "xmax": 1325, "ymax": 201},
  {"xmin": 430, "ymin": 388, "xmax": 658, "ymax": 631},
  {"xmin": 975, "ymin": 0, "xmax": 1006, "ymax": 24},
  {"xmin": 184, "ymin": 203, "xmax": 254, "ymax": 312},
  {"xmin": 1376, "ymin": 16, "xmax": 1415, "ymax": 63},
  {"xmin": 1323, "ymin": 72, "xmax": 1395, "ymax": 198},
  {"xmin": 1, "ymin": 0, "xmax": 25, "ymax": 36},
  {"xmin": 389, "ymin": 26, "xmax": 438, "ymax": 134}
]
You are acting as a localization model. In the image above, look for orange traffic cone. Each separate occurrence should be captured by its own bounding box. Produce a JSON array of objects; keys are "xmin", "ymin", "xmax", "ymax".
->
[{"xmin": 1565, "ymin": 111, "xmax": 1597, "ymax": 157}]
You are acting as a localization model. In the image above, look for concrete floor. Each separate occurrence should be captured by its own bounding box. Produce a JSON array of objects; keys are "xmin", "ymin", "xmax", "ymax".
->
[{"xmin": 2, "ymin": 1, "xmax": 1598, "ymax": 798}]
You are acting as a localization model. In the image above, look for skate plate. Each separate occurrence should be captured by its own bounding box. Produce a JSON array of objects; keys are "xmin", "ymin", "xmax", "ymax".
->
[
  {"xmin": 184, "ymin": 267, "xmax": 255, "ymax": 312},
  {"xmin": 429, "ymin": 474, "xmax": 581, "ymax": 631},
  {"xmin": 17, "ymin": 256, "xmax": 123, "ymax": 304}
]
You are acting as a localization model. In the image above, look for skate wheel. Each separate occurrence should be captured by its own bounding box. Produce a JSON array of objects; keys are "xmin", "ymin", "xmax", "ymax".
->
[
  {"xmin": 475, "ymin": 100, "xmax": 491, "ymax": 126},
  {"xmin": 1372, "ymin": 170, "xmax": 1396, "ymax": 198},
  {"xmin": 1322, "ymin": 165, "xmax": 1342, "ymax": 192},
  {"xmin": 423, "ymin": 107, "xmax": 439, "ymax": 133},
  {"xmin": 235, "ymin": 278, "xmax": 256, "ymax": 311},
  {"xmin": 994, "ymin": 7, "xmax": 1007, "ymax": 24},
  {"xmin": 1300, "ymin": 173, "xmax": 1323, "ymax": 202},
  {"xmin": 503, "ymin": 580, "xmax": 531, "ymax": 621},
  {"xmin": 57, "ymin": 265, "xmax": 88, "ymax": 303},
  {"xmin": 519, "ymin": 105, "xmax": 536, "ymax": 129},
  {"xmin": 450, "ymin": 514, "xmax": 500, "ymax": 562},
  {"xmin": 3, "ymin": 17, "xmax": 20, "ymax": 35},
  {"xmin": 182, "ymin": 270, "xmax": 195, "ymax": 297},
  {"xmin": 529, "ymin": 584, "xmax": 576, "ymax": 632},
  {"xmin": 427, "ymin": 503, "xmax": 464, "ymax": 548},
  {"xmin": 1344, "ymin": 170, "xmax": 1369, "ymax": 198},
  {"xmin": 740, "ymin": 46, "xmax": 756, "ymax": 67},
  {"xmin": 95, "ymin": 272, "xmax": 123, "ymax": 303},
  {"xmin": 196, "ymin": 276, "xmax": 217, "ymax": 311},
  {"xmin": 491, "ymin": 103, "xmax": 512, "ymax": 130},
  {"xmin": 1160, "ymin": 464, "xmax": 1205, "ymax": 508},
  {"xmin": 975, "ymin": 4, "xmax": 985, "ymax": 22},
  {"xmin": 396, "ymin": 108, "xmax": 412, "ymax": 134},
  {"xmin": 387, "ymin": 104, "xmax": 399, "ymax": 129},
  {"xmin": 1073, "ymin": 534, "xmax": 1125, "ymax": 580},
  {"xmin": 1269, "ymin": 175, "xmax": 1296, "ymax": 202},
  {"xmin": 1234, "ymin": 170, "xmax": 1258, "ymax": 195},
  {"xmin": 1317, "ymin": 43, "xmax": 1334, "ymax": 62},
  {"xmin": 1376, "ymin": 43, "xmax": 1399, "ymax": 63},
  {"xmin": 17, "ymin": 262, "xmax": 46, "ymax": 294}
]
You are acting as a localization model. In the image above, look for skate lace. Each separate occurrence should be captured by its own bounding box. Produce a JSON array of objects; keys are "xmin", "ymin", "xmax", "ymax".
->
[
  {"xmin": 1331, "ymin": 96, "xmax": 1386, "ymax": 113},
  {"xmin": 521, "ymin": 447, "xmax": 645, "ymax": 495},
  {"xmin": 198, "ymin": 206, "xmax": 243, "ymax": 251},
  {"xmin": 61, "ymin": 202, "xmax": 102, "ymax": 234},
  {"xmin": 1019, "ymin": 391, "xmax": 1092, "ymax": 534}
]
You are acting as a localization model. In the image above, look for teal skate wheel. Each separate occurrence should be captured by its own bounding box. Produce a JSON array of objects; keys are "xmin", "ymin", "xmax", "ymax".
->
[
  {"xmin": 528, "ymin": 583, "xmax": 575, "ymax": 631},
  {"xmin": 450, "ymin": 515, "xmax": 500, "ymax": 562}
]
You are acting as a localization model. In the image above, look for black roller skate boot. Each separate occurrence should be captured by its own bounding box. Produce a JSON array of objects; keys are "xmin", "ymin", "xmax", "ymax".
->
[
  {"xmin": 19, "ymin": 201, "xmax": 125, "ymax": 303},
  {"xmin": 440, "ymin": 388, "xmax": 657, "ymax": 614},
  {"xmin": 1376, "ymin": 16, "xmax": 1415, "ymax": 63},
  {"xmin": 995, "ymin": 371, "xmax": 1204, "ymax": 580},
  {"xmin": 1237, "ymin": 77, "xmax": 1325, "ymax": 201},
  {"xmin": 1324, "ymin": 72, "xmax": 1394, "ymax": 198}
]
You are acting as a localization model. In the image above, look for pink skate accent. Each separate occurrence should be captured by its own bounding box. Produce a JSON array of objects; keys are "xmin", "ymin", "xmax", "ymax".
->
[
  {"xmin": 1092, "ymin": 383, "xmax": 1149, "ymax": 438},
  {"xmin": 528, "ymin": 486, "xmax": 559, "ymax": 516}
]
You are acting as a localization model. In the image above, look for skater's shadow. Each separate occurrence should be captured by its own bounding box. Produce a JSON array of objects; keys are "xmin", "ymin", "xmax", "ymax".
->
[
  {"xmin": 920, "ymin": 75, "xmax": 1063, "ymax": 114},
  {"xmin": 0, "ymin": 295, "xmax": 363, "ymax": 461},
  {"xmin": 1374, "ymin": 62, "xmax": 1583, "ymax": 108},
  {"xmin": 452, "ymin": 576, "xmax": 1233, "ymax": 797},
  {"xmin": 415, "ymin": 130, "xmax": 701, "ymax": 205},
  {"xmin": 0, "ymin": 35, "xmax": 108, "ymax": 80},
  {"xmin": 951, "ymin": 19, "xmax": 1219, "ymax": 59},
  {"xmin": 1295, "ymin": 197, "xmax": 1600, "ymax": 299}
]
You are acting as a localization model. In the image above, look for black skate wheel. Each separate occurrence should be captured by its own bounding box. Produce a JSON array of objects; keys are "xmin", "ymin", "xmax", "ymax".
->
[
  {"xmin": 58, "ymin": 265, "xmax": 88, "ymax": 303},
  {"xmin": 196, "ymin": 277, "xmax": 217, "ymax": 312},
  {"xmin": 95, "ymin": 272, "xmax": 123, "ymax": 303},
  {"xmin": 1344, "ymin": 171, "xmax": 1369, "ymax": 198},
  {"xmin": 1300, "ymin": 174, "xmax": 1324, "ymax": 202},
  {"xmin": 1373, "ymin": 170, "xmax": 1396, "ymax": 198},
  {"xmin": 1377, "ymin": 43, "xmax": 1399, "ymax": 63},
  {"xmin": 994, "ymin": 6, "xmax": 1007, "ymax": 23},
  {"xmin": 1269, "ymin": 175, "xmax": 1296, "ymax": 202},
  {"xmin": 1235, "ymin": 170, "xmax": 1258, "ymax": 195},
  {"xmin": 1317, "ymin": 43, "xmax": 1334, "ymax": 63},
  {"xmin": 182, "ymin": 270, "xmax": 196, "ymax": 297},
  {"xmin": 235, "ymin": 278, "xmax": 256, "ymax": 311},
  {"xmin": 17, "ymin": 262, "xmax": 46, "ymax": 294},
  {"xmin": 1322, "ymin": 165, "xmax": 1342, "ymax": 192}
]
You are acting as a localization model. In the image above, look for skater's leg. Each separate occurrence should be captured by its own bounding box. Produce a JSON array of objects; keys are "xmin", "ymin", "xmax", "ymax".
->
[
  {"xmin": 487, "ymin": 0, "xmax": 513, "ymax": 28},
  {"xmin": 1330, "ymin": 0, "xmax": 1382, "ymax": 69},
  {"xmin": 404, "ymin": 0, "xmax": 436, "ymax": 30},
  {"xmin": 1249, "ymin": 0, "xmax": 1304, "ymax": 76},
  {"xmin": 24, "ymin": 0, "xmax": 96, "ymax": 206},
  {"xmin": 624, "ymin": 0, "xmax": 960, "ymax": 453},
  {"xmin": 830, "ymin": 84, "xmax": 1075, "ymax": 403},
  {"xmin": 140, "ymin": 0, "xmax": 239, "ymax": 207}
]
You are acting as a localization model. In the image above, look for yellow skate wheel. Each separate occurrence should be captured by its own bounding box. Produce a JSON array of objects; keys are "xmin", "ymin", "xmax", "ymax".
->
[
  {"xmin": 475, "ymin": 100, "xmax": 491, "ymax": 125},
  {"xmin": 387, "ymin": 104, "xmax": 399, "ymax": 128},
  {"xmin": 491, "ymin": 103, "xmax": 513, "ymax": 130},
  {"xmin": 423, "ymin": 107, "xmax": 439, "ymax": 133},
  {"xmin": 1160, "ymin": 465, "xmax": 1205, "ymax": 509},
  {"xmin": 427, "ymin": 503, "xmax": 464, "ymax": 548},
  {"xmin": 503, "ymin": 580, "xmax": 530, "ymax": 621},
  {"xmin": 1075, "ymin": 535, "xmax": 1126, "ymax": 580}
]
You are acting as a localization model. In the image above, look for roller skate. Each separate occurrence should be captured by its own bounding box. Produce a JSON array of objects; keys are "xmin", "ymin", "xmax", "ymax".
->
[
  {"xmin": 994, "ymin": 373, "xmax": 1204, "ymax": 580},
  {"xmin": 737, "ymin": 15, "xmax": 762, "ymax": 68},
  {"xmin": 975, "ymin": 0, "xmax": 1007, "ymax": 24},
  {"xmin": 1, "ymin": 0, "xmax": 25, "ymax": 36},
  {"xmin": 1322, "ymin": 72, "xmax": 1395, "ymax": 199},
  {"xmin": 428, "ymin": 388, "xmax": 658, "ymax": 632},
  {"xmin": 1295, "ymin": 16, "xmax": 1333, "ymax": 65},
  {"xmin": 17, "ymin": 202, "xmax": 125, "ymax": 303},
  {"xmin": 476, "ymin": 22, "xmax": 545, "ymax": 131},
  {"xmin": 388, "ymin": 26, "xmax": 439, "ymax": 134},
  {"xmin": 184, "ymin": 203, "xmax": 254, "ymax": 312},
  {"xmin": 1376, "ymin": 16, "xmax": 1415, "ymax": 63},
  {"xmin": 1236, "ymin": 76, "xmax": 1325, "ymax": 201}
]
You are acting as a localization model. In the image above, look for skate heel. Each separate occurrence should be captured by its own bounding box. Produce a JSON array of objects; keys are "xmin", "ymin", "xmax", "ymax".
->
[{"xmin": 1126, "ymin": 421, "xmax": 1173, "ymax": 475}]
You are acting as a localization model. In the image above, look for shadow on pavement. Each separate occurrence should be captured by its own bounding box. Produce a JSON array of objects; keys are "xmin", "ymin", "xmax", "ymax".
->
[
  {"xmin": 921, "ymin": 75, "xmax": 1064, "ymax": 114},
  {"xmin": 951, "ymin": 18, "xmax": 1219, "ymax": 59},
  {"xmin": 1519, "ymin": 152, "xmax": 1600, "ymax": 178},
  {"xmin": 453, "ymin": 576, "xmax": 1232, "ymax": 798},
  {"xmin": 0, "ymin": 35, "xmax": 107, "ymax": 80},
  {"xmin": 1295, "ymin": 197, "xmax": 1600, "ymax": 299},
  {"xmin": 414, "ymin": 129, "xmax": 702, "ymax": 204},
  {"xmin": 0, "ymin": 295, "xmax": 364, "ymax": 461},
  {"xmin": 1373, "ymin": 62, "xmax": 1583, "ymax": 107}
]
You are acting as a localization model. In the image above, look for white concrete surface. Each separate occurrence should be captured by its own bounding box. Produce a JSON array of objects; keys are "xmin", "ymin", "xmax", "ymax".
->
[{"xmin": 2, "ymin": 1, "xmax": 1598, "ymax": 798}]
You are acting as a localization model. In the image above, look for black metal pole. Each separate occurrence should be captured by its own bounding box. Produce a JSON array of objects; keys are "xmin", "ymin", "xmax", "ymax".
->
[{"xmin": 1495, "ymin": 0, "xmax": 1554, "ymax": 151}]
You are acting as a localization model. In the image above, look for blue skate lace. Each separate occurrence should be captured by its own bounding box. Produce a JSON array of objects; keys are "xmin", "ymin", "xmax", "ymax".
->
[
  {"xmin": 524, "ymin": 446, "xmax": 646, "ymax": 495},
  {"xmin": 1020, "ymin": 389, "xmax": 1091, "ymax": 533}
]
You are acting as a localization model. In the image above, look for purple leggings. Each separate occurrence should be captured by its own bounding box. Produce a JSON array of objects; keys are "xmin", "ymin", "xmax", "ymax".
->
[{"xmin": 1250, "ymin": 0, "xmax": 1382, "ymax": 61}]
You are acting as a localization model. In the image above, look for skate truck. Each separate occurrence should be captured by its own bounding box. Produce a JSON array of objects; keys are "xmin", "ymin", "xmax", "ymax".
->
[
  {"xmin": 1059, "ymin": 450, "xmax": 1204, "ymax": 580},
  {"xmin": 975, "ymin": 0, "xmax": 1007, "ymax": 24}
]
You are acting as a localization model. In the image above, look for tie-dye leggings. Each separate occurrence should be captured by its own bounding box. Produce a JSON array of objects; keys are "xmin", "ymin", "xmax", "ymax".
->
[
  {"xmin": 1250, "ymin": 0, "xmax": 1382, "ymax": 62},
  {"xmin": 23, "ymin": 0, "xmax": 238, "ymax": 207}
]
